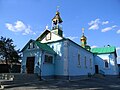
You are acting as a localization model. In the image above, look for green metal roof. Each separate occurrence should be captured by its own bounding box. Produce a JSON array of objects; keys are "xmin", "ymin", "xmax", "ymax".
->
[
  {"xmin": 35, "ymin": 41, "xmax": 56, "ymax": 54},
  {"xmin": 21, "ymin": 40, "xmax": 55, "ymax": 54},
  {"xmin": 91, "ymin": 46, "xmax": 116, "ymax": 54}
]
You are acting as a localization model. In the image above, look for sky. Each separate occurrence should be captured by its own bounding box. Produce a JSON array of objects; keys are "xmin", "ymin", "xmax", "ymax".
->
[{"xmin": 0, "ymin": 0, "xmax": 120, "ymax": 63}]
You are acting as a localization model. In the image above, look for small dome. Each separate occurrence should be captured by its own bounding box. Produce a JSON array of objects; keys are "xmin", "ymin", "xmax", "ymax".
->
[
  {"xmin": 81, "ymin": 35, "xmax": 87, "ymax": 40},
  {"xmin": 56, "ymin": 11, "xmax": 60, "ymax": 15},
  {"xmin": 52, "ymin": 11, "xmax": 63, "ymax": 24}
]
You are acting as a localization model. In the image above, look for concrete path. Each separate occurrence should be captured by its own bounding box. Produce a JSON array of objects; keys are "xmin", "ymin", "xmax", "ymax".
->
[{"xmin": 2, "ymin": 77, "xmax": 120, "ymax": 90}]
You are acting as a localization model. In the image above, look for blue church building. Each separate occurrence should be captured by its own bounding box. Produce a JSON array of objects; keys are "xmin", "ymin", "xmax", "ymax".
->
[{"xmin": 21, "ymin": 10, "xmax": 119, "ymax": 79}]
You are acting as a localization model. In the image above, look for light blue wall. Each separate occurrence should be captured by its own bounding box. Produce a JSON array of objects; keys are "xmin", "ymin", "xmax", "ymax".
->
[
  {"xmin": 41, "ymin": 52, "xmax": 55, "ymax": 76},
  {"xmin": 95, "ymin": 53, "xmax": 119, "ymax": 75},
  {"xmin": 67, "ymin": 40, "xmax": 95, "ymax": 76},
  {"xmin": 22, "ymin": 39, "xmax": 119, "ymax": 77},
  {"xmin": 21, "ymin": 43, "xmax": 55, "ymax": 76},
  {"xmin": 48, "ymin": 41, "xmax": 65, "ymax": 75},
  {"xmin": 48, "ymin": 39, "xmax": 95, "ymax": 76}
]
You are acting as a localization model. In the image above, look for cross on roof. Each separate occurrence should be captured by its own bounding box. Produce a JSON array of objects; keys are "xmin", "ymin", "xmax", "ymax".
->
[{"xmin": 82, "ymin": 28, "xmax": 85, "ymax": 35}]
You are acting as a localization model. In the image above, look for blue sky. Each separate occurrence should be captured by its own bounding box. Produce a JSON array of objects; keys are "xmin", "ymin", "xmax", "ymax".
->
[{"xmin": 0, "ymin": 0, "xmax": 120, "ymax": 63}]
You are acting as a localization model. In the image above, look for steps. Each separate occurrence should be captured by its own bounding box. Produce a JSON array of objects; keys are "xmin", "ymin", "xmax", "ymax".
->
[{"xmin": 93, "ymin": 74, "xmax": 105, "ymax": 79}]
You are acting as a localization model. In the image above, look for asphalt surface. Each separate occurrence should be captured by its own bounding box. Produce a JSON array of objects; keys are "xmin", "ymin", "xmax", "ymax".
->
[{"xmin": 2, "ymin": 77, "xmax": 120, "ymax": 90}]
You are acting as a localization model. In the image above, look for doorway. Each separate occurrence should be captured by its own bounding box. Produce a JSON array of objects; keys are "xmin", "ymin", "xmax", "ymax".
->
[
  {"xmin": 95, "ymin": 65, "xmax": 99, "ymax": 74},
  {"xmin": 26, "ymin": 57, "xmax": 35, "ymax": 74}
]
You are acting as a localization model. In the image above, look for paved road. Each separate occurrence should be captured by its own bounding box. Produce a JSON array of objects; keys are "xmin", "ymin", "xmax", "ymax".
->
[{"xmin": 2, "ymin": 77, "xmax": 120, "ymax": 90}]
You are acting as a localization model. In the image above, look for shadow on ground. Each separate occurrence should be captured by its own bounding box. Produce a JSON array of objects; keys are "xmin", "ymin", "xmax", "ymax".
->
[{"xmin": 4, "ymin": 77, "xmax": 120, "ymax": 90}]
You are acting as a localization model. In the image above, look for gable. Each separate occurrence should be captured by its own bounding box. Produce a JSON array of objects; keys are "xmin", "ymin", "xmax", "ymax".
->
[
  {"xmin": 21, "ymin": 39, "xmax": 35, "ymax": 52},
  {"xmin": 36, "ymin": 29, "xmax": 50, "ymax": 41},
  {"xmin": 36, "ymin": 29, "xmax": 63, "ymax": 43},
  {"xmin": 21, "ymin": 40, "xmax": 55, "ymax": 54}
]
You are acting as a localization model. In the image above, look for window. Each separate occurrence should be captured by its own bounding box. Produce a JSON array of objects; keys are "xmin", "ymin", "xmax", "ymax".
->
[
  {"xmin": 28, "ymin": 42, "xmax": 35, "ymax": 49},
  {"xmin": 44, "ymin": 55, "xmax": 53, "ymax": 63},
  {"xmin": 28, "ymin": 44, "xmax": 30, "ymax": 49},
  {"xmin": 33, "ymin": 42, "xmax": 35, "ymax": 48},
  {"xmin": 46, "ymin": 33, "xmax": 51, "ymax": 41},
  {"xmin": 104, "ymin": 60, "xmax": 109, "ymax": 68},
  {"xmin": 90, "ymin": 58, "xmax": 92, "ymax": 68},
  {"xmin": 84, "ymin": 56, "xmax": 87, "ymax": 68},
  {"xmin": 78, "ymin": 54, "xmax": 80, "ymax": 65}
]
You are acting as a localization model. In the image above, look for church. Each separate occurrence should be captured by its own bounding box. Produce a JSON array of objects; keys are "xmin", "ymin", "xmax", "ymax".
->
[{"xmin": 21, "ymin": 10, "xmax": 119, "ymax": 79}]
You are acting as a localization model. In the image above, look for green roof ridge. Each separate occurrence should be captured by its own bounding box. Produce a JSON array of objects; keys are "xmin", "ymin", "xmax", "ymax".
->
[{"xmin": 91, "ymin": 46, "xmax": 116, "ymax": 54}]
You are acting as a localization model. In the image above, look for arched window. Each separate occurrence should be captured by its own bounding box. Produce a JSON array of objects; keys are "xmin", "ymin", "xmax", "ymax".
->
[
  {"xmin": 90, "ymin": 58, "xmax": 92, "ymax": 68},
  {"xmin": 104, "ymin": 60, "xmax": 109, "ymax": 68},
  {"xmin": 78, "ymin": 54, "xmax": 80, "ymax": 65},
  {"xmin": 85, "ymin": 56, "xmax": 87, "ymax": 68}
]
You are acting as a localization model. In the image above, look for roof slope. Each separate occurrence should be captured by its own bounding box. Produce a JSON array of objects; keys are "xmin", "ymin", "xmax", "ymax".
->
[
  {"xmin": 91, "ymin": 46, "xmax": 116, "ymax": 54},
  {"xmin": 35, "ymin": 41, "xmax": 55, "ymax": 54},
  {"xmin": 36, "ymin": 29, "xmax": 50, "ymax": 41},
  {"xmin": 21, "ymin": 40, "xmax": 55, "ymax": 54}
]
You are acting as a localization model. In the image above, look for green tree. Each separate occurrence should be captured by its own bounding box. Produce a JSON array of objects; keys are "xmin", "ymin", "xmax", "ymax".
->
[{"xmin": 0, "ymin": 36, "xmax": 21, "ymax": 64}]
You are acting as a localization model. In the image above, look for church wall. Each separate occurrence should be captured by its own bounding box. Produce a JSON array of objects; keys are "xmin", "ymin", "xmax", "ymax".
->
[
  {"xmin": 21, "ymin": 46, "xmax": 55, "ymax": 76},
  {"xmin": 47, "ymin": 39, "xmax": 95, "ymax": 78},
  {"xmin": 68, "ymin": 40, "xmax": 95, "ymax": 76},
  {"xmin": 95, "ymin": 53, "xmax": 119, "ymax": 75},
  {"xmin": 41, "ymin": 52, "xmax": 55, "ymax": 77},
  {"xmin": 47, "ymin": 41, "xmax": 65, "ymax": 76}
]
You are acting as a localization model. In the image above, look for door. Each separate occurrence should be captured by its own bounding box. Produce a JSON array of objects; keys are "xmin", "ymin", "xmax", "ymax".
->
[
  {"xmin": 26, "ymin": 57, "xmax": 35, "ymax": 74},
  {"xmin": 95, "ymin": 65, "xmax": 99, "ymax": 74}
]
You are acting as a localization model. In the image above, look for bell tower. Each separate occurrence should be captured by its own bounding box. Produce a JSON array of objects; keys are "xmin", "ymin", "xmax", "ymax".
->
[{"xmin": 51, "ymin": 8, "xmax": 63, "ymax": 37}]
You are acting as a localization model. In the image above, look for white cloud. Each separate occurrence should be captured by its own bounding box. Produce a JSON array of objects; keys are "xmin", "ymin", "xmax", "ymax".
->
[
  {"xmin": 88, "ymin": 18, "xmax": 100, "ymax": 30},
  {"xmin": 5, "ymin": 21, "xmax": 35, "ymax": 35},
  {"xmin": 101, "ymin": 27, "xmax": 112, "ymax": 32},
  {"xmin": 67, "ymin": 36, "xmax": 78, "ymax": 40},
  {"xmin": 112, "ymin": 25, "xmax": 117, "ymax": 28},
  {"xmin": 89, "ymin": 24, "xmax": 99, "ymax": 30},
  {"xmin": 116, "ymin": 29, "xmax": 120, "ymax": 34},
  {"xmin": 88, "ymin": 18, "xmax": 100, "ymax": 26},
  {"xmin": 102, "ymin": 21, "xmax": 109, "ymax": 25},
  {"xmin": 91, "ymin": 45, "xmax": 98, "ymax": 48},
  {"xmin": 101, "ymin": 25, "xmax": 117, "ymax": 32},
  {"xmin": 88, "ymin": 19, "xmax": 117, "ymax": 32}
]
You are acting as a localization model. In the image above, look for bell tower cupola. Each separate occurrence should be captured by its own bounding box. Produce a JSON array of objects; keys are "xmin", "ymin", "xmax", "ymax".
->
[
  {"xmin": 51, "ymin": 7, "xmax": 63, "ymax": 37},
  {"xmin": 81, "ymin": 28, "xmax": 87, "ymax": 48},
  {"xmin": 80, "ymin": 28, "xmax": 91, "ymax": 51}
]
